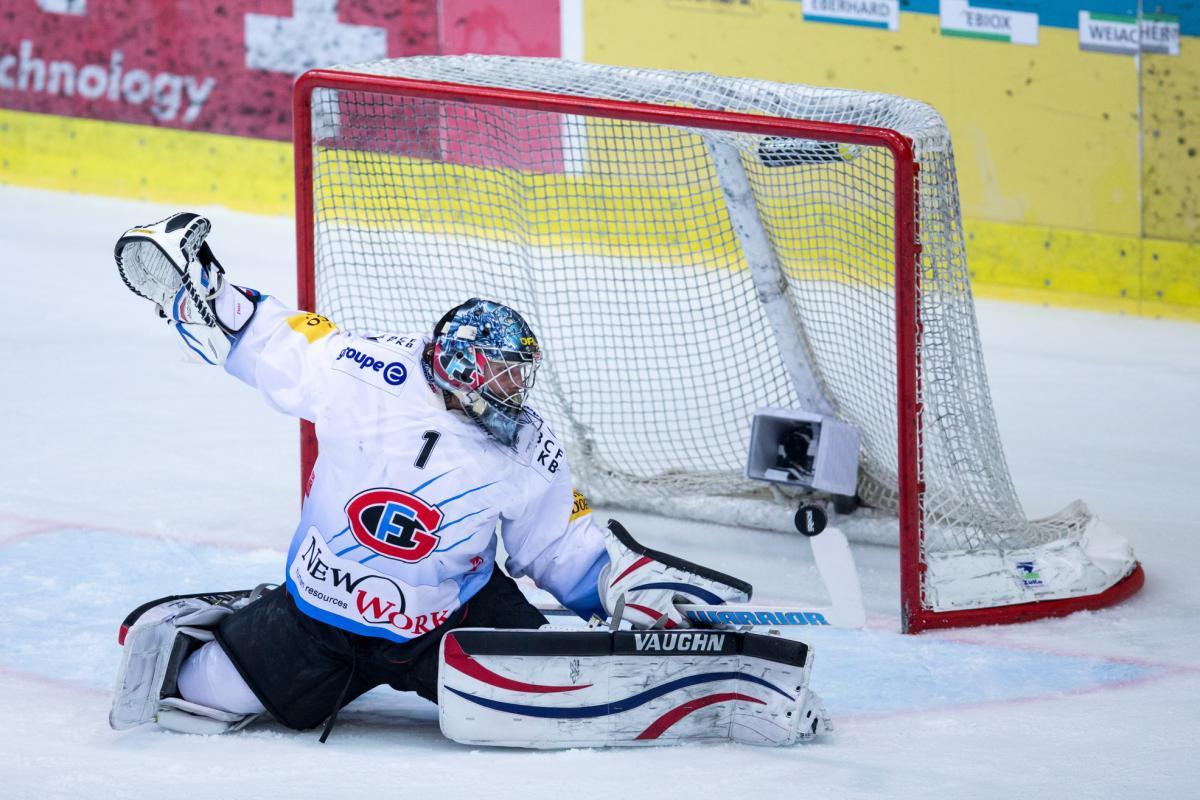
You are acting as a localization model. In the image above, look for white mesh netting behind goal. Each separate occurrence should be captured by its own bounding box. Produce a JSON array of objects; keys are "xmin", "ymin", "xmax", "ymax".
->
[{"xmin": 298, "ymin": 56, "xmax": 1139, "ymax": 625}]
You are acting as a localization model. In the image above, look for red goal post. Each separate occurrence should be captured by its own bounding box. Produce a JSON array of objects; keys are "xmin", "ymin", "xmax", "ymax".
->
[{"xmin": 291, "ymin": 60, "xmax": 1143, "ymax": 633}]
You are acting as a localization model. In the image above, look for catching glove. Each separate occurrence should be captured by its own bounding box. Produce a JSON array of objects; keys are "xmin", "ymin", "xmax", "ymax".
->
[{"xmin": 115, "ymin": 213, "xmax": 258, "ymax": 364}]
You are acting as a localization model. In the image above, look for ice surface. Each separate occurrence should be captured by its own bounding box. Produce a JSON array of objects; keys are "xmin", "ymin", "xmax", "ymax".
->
[{"xmin": 1, "ymin": 186, "xmax": 1198, "ymax": 799}]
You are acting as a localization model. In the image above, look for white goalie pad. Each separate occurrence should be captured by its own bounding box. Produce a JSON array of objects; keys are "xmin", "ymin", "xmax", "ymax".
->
[
  {"xmin": 109, "ymin": 596, "xmax": 252, "ymax": 734},
  {"xmin": 437, "ymin": 628, "xmax": 831, "ymax": 748}
]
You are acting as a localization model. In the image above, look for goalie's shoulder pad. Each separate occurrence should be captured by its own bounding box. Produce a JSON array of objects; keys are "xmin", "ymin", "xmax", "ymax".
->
[
  {"xmin": 327, "ymin": 333, "xmax": 426, "ymax": 398},
  {"xmin": 363, "ymin": 332, "xmax": 423, "ymax": 354}
]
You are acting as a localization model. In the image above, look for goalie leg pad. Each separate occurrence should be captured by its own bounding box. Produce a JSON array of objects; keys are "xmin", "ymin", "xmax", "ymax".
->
[
  {"xmin": 437, "ymin": 628, "xmax": 831, "ymax": 748},
  {"xmin": 109, "ymin": 591, "xmax": 264, "ymax": 734}
]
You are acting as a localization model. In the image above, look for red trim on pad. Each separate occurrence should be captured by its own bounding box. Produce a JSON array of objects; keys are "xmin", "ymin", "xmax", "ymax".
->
[
  {"xmin": 636, "ymin": 693, "xmax": 764, "ymax": 740},
  {"xmin": 443, "ymin": 634, "xmax": 590, "ymax": 693},
  {"xmin": 610, "ymin": 556, "xmax": 653, "ymax": 588}
]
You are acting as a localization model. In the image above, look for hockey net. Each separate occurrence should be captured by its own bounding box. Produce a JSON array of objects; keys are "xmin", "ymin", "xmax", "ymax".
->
[{"xmin": 294, "ymin": 56, "xmax": 1142, "ymax": 632}]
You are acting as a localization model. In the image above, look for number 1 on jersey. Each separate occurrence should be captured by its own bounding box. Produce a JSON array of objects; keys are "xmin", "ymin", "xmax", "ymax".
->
[{"xmin": 415, "ymin": 430, "xmax": 440, "ymax": 469}]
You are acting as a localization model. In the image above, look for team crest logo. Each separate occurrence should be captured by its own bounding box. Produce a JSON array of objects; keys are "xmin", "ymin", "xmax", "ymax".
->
[
  {"xmin": 1015, "ymin": 560, "xmax": 1044, "ymax": 587},
  {"xmin": 345, "ymin": 488, "xmax": 443, "ymax": 562}
]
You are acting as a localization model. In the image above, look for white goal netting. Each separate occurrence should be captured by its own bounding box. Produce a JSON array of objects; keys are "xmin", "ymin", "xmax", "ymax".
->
[{"xmin": 301, "ymin": 56, "xmax": 1137, "ymax": 616}]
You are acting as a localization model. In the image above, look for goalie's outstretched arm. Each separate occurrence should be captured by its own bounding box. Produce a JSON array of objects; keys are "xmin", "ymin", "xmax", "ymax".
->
[{"xmin": 114, "ymin": 212, "xmax": 340, "ymax": 421}]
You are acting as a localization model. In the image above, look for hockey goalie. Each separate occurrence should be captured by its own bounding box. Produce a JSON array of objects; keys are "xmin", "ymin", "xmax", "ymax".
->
[{"xmin": 106, "ymin": 213, "xmax": 831, "ymax": 748}]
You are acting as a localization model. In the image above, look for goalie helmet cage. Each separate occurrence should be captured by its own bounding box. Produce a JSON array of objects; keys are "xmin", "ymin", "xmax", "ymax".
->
[{"xmin": 292, "ymin": 56, "xmax": 1143, "ymax": 634}]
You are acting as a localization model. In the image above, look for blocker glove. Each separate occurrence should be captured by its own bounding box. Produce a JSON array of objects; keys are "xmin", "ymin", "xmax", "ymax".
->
[{"xmin": 598, "ymin": 520, "xmax": 752, "ymax": 629}]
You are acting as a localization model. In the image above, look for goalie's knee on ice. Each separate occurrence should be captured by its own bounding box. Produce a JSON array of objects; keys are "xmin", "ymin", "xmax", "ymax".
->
[{"xmin": 177, "ymin": 640, "xmax": 265, "ymax": 717}]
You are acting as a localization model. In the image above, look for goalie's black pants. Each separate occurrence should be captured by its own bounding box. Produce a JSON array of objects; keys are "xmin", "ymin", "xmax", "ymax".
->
[{"xmin": 214, "ymin": 566, "xmax": 547, "ymax": 732}]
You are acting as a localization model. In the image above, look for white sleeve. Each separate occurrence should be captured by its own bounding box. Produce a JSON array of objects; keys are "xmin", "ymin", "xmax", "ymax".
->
[
  {"xmin": 500, "ymin": 454, "xmax": 609, "ymax": 620},
  {"xmin": 222, "ymin": 295, "xmax": 342, "ymax": 422}
]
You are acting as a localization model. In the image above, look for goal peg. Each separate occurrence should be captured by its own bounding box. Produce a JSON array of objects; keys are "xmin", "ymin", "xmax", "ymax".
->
[{"xmin": 794, "ymin": 504, "xmax": 827, "ymax": 537}]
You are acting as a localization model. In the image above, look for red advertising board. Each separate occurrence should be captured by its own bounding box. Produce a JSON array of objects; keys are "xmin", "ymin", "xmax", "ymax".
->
[{"xmin": 0, "ymin": 0, "xmax": 559, "ymax": 141}]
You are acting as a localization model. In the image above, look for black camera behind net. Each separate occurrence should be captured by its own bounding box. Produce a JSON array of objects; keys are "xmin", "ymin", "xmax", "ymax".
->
[{"xmin": 778, "ymin": 426, "xmax": 815, "ymax": 476}]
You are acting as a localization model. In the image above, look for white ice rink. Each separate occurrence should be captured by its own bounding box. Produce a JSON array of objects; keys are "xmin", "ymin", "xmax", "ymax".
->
[{"xmin": 1, "ymin": 185, "xmax": 1197, "ymax": 799}]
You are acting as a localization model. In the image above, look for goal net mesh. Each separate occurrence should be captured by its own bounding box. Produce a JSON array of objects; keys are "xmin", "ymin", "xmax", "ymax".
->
[{"xmin": 303, "ymin": 56, "xmax": 1107, "ymax": 610}]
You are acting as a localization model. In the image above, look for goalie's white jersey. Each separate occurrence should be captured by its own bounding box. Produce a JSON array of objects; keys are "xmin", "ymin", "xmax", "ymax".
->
[{"xmin": 224, "ymin": 296, "xmax": 609, "ymax": 643}]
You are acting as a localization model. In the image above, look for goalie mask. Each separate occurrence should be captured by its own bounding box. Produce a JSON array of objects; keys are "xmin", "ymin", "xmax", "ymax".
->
[{"xmin": 430, "ymin": 299, "xmax": 542, "ymax": 447}]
